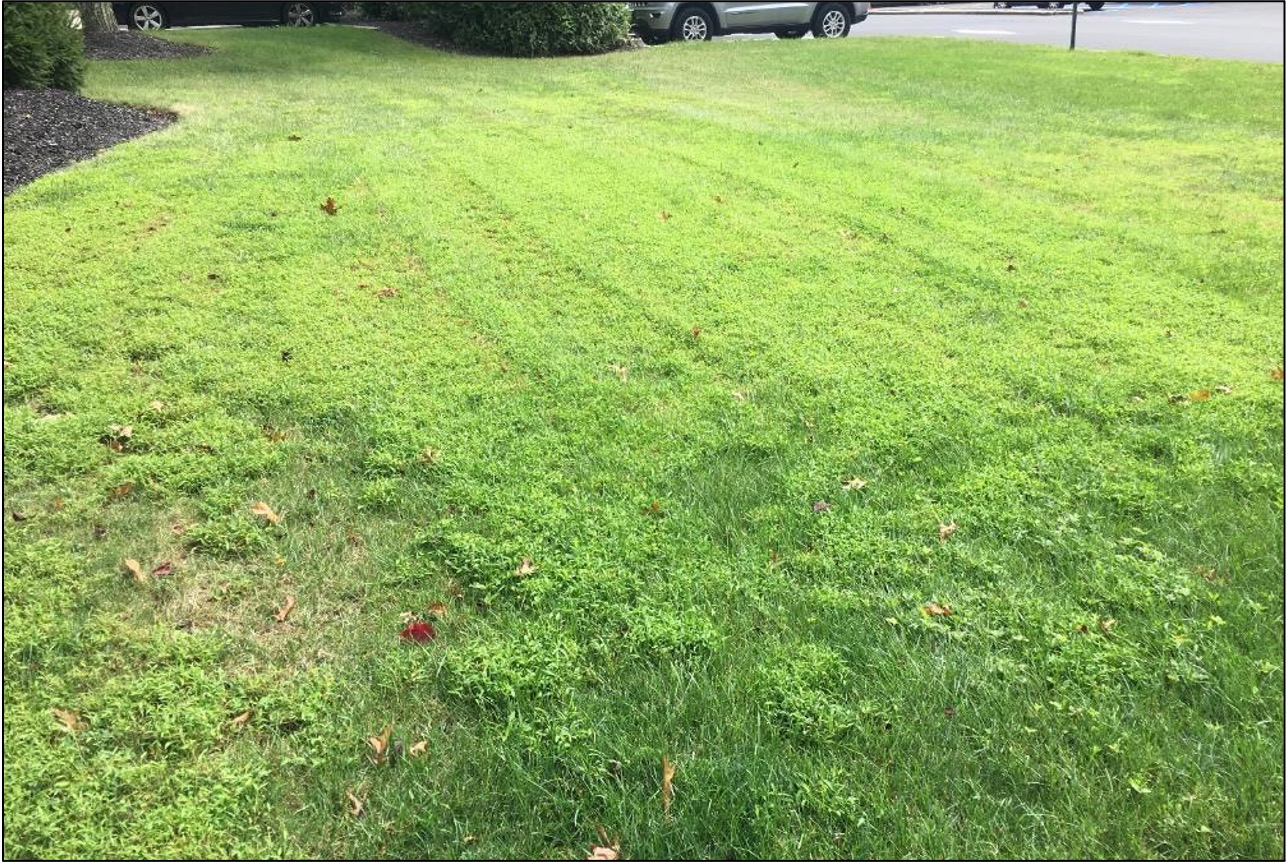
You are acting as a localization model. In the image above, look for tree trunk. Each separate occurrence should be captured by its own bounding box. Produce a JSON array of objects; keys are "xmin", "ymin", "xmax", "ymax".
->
[{"xmin": 77, "ymin": 2, "xmax": 118, "ymax": 33}]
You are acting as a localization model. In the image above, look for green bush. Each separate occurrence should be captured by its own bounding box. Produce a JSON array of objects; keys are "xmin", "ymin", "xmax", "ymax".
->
[
  {"xmin": 392, "ymin": 1, "xmax": 629, "ymax": 57},
  {"xmin": 2, "ymin": 2, "xmax": 86, "ymax": 91}
]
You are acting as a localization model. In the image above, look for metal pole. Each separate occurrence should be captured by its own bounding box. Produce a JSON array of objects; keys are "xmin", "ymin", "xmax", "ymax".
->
[{"xmin": 1069, "ymin": 1, "xmax": 1079, "ymax": 50}]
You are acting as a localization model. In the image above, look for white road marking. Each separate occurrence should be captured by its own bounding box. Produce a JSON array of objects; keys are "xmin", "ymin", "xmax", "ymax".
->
[{"xmin": 954, "ymin": 29, "xmax": 1018, "ymax": 35}]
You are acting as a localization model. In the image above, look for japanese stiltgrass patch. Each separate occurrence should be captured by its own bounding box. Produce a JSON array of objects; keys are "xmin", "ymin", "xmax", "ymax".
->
[{"xmin": 3, "ymin": 26, "xmax": 1282, "ymax": 860}]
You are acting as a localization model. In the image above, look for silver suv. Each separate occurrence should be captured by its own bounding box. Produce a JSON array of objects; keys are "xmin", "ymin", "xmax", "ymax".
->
[{"xmin": 630, "ymin": 2, "xmax": 870, "ymax": 42}]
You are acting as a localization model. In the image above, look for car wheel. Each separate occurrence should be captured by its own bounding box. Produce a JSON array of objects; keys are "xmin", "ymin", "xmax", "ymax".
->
[
  {"xmin": 671, "ymin": 6, "xmax": 714, "ymax": 41},
  {"xmin": 283, "ymin": 2, "xmax": 316, "ymax": 26},
  {"xmin": 774, "ymin": 28, "xmax": 807, "ymax": 39},
  {"xmin": 812, "ymin": 3, "xmax": 851, "ymax": 39},
  {"xmin": 1086, "ymin": 2, "xmax": 1104, "ymax": 9},
  {"xmin": 129, "ymin": 2, "xmax": 166, "ymax": 30}
]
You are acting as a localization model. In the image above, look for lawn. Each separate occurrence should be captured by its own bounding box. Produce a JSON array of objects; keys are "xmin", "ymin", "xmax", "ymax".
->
[{"xmin": 2, "ymin": 25, "xmax": 1283, "ymax": 860}]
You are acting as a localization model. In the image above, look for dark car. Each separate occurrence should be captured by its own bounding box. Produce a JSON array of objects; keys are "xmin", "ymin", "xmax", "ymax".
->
[{"xmin": 112, "ymin": 2, "xmax": 338, "ymax": 30}]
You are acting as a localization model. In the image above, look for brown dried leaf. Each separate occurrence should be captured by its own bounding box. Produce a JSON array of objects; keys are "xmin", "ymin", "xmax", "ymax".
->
[
  {"xmin": 1098, "ymin": 617, "xmax": 1118, "ymax": 634},
  {"xmin": 938, "ymin": 521, "xmax": 958, "ymax": 541},
  {"xmin": 408, "ymin": 740, "xmax": 429, "ymax": 758},
  {"xmin": 250, "ymin": 502, "xmax": 281, "ymax": 525},
  {"xmin": 377, "ymin": 286, "xmax": 399, "ymax": 298},
  {"xmin": 657, "ymin": 210, "xmax": 671, "ymax": 222},
  {"xmin": 588, "ymin": 826, "xmax": 620, "ymax": 861},
  {"xmin": 152, "ymin": 560, "xmax": 174, "ymax": 577},
  {"xmin": 691, "ymin": 326, "xmax": 701, "ymax": 340},
  {"xmin": 924, "ymin": 601, "xmax": 953, "ymax": 617},
  {"xmin": 426, "ymin": 601, "xmax": 448, "ymax": 619},
  {"xmin": 418, "ymin": 447, "xmax": 442, "ymax": 465},
  {"xmin": 230, "ymin": 710, "xmax": 252, "ymax": 730},
  {"xmin": 662, "ymin": 755, "xmax": 676, "ymax": 820},
  {"xmin": 516, "ymin": 558, "xmax": 537, "ymax": 577},
  {"xmin": 123, "ymin": 558, "xmax": 146, "ymax": 583},
  {"xmin": 1272, "ymin": 367, "xmax": 1284, "ymax": 382},
  {"xmin": 274, "ymin": 595, "xmax": 296, "ymax": 623},
  {"xmin": 1190, "ymin": 389, "xmax": 1211, "ymax": 402},
  {"xmin": 367, "ymin": 723, "xmax": 392, "ymax": 763},
  {"xmin": 52, "ymin": 708, "xmax": 85, "ymax": 733},
  {"xmin": 841, "ymin": 477, "xmax": 867, "ymax": 492},
  {"xmin": 148, "ymin": 400, "xmax": 166, "ymax": 411},
  {"xmin": 321, "ymin": 197, "xmax": 339, "ymax": 216},
  {"xmin": 111, "ymin": 482, "xmax": 134, "ymax": 500},
  {"xmin": 713, "ymin": 194, "xmax": 724, "ymax": 204},
  {"xmin": 346, "ymin": 790, "xmax": 364, "ymax": 817}
]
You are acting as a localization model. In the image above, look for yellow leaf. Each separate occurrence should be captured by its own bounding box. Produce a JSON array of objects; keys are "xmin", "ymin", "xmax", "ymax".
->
[
  {"xmin": 250, "ymin": 502, "xmax": 281, "ymax": 525},
  {"xmin": 51, "ymin": 708, "xmax": 85, "ymax": 733},
  {"xmin": 938, "ymin": 521, "xmax": 958, "ymax": 541},
  {"xmin": 426, "ymin": 602, "xmax": 448, "ymax": 619},
  {"xmin": 1190, "ymin": 389, "xmax": 1211, "ymax": 402},
  {"xmin": 924, "ymin": 601, "xmax": 953, "ymax": 617},
  {"xmin": 274, "ymin": 595, "xmax": 296, "ymax": 623},
  {"xmin": 123, "ymin": 558, "xmax": 146, "ymax": 583},
  {"xmin": 346, "ymin": 790, "xmax": 364, "ymax": 817},
  {"xmin": 409, "ymin": 740, "xmax": 429, "ymax": 758},
  {"xmin": 841, "ymin": 477, "xmax": 867, "ymax": 492},
  {"xmin": 516, "ymin": 558, "xmax": 537, "ymax": 577},
  {"xmin": 662, "ymin": 755, "xmax": 676, "ymax": 820},
  {"xmin": 367, "ymin": 723, "xmax": 392, "ymax": 763},
  {"xmin": 230, "ymin": 710, "xmax": 252, "ymax": 730}
]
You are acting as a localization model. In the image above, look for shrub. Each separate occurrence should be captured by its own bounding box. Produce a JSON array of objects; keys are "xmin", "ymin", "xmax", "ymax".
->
[
  {"xmin": 392, "ymin": 1, "xmax": 629, "ymax": 57},
  {"xmin": 2, "ymin": 2, "xmax": 86, "ymax": 92}
]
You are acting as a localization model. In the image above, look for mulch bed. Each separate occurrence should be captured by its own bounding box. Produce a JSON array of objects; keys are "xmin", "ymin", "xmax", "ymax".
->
[{"xmin": 4, "ymin": 31, "xmax": 201, "ymax": 196}]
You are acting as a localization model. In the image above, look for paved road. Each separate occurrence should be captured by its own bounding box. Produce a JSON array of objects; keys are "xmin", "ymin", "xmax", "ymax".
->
[{"xmin": 858, "ymin": 2, "xmax": 1284, "ymax": 62}]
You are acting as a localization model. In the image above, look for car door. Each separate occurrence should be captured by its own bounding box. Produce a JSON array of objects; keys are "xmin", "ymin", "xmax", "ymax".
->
[{"xmin": 718, "ymin": 1, "xmax": 813, "ymax": 29}]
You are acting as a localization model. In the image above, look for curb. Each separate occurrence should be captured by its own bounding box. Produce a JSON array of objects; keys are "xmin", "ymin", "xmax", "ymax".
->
[{"xmin": 870, "ymin": 6, "xmax": 1073, "ymax": 14}]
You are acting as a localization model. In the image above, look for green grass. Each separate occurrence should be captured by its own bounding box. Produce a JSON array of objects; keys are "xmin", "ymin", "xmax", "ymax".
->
[{"xmin": 3, "ymin": 26, "xmax": 1283, "ymax": 859}]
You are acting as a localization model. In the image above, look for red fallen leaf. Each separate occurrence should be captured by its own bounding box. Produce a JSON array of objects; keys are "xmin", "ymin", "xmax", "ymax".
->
[
  {"xmin": 321, "ymin": 197, "xmax": 339, "ymax": 216},
  {"xmin": 152, "ymin": 561, "xmax": 174, "ymax": 577},
  {"xmin": 399, "ymin": 620, "xmax": 436, "ymax": 642}
]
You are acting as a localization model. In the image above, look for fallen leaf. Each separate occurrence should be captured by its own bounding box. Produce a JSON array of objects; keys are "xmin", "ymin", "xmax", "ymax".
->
[
  {"xmin": 148, "ymin": 400, "xmax": 166, "ymax": 411},
  {"xmin": 841, "ymin": 477, "xmax": 867, "ymax": 492},
  {"xmin": 250, "ymin": 502, "xmax": 281, "ymax": 525},
  {"xmin": 288, "ymin": 134, "xmax": 302, "ymax": 141},
  {"xmin": 713, "ymin": 194, "xmax": 724, "ymax": 204},
  {"xmin": 1190, "ymin": 389, "xmax": 1211, "ymax": 402},
  {"xmin": 657, "ymin": 210, "xmax": 671, "ymax": 222},
  {"xmin": 170, "ymin": 521, "xmax": 187, "ymax": 535},
  {"xmin": 52, "ymin": 498, "xmax": 64, "ymax": 512},
  {"xmin": 1098, "ymin": 618, "xmax": 1118, "ymax": 634},
  {"xmin": 367, "ymin": 723, "xmax": 392, "ymax": 763},
  {"xmin": 11, "ymin": 510, "xmax": 27, "ymax": 522},
  {"xmin": 589, "ymin": 826, "xmax": 621, "ymax": 861},
  {"xmin": 609, "ymin": 363, "xmax": 628, "ymax": 383},
  {"xmin": 1018, "ymin": 299, "xmax": 1030, "ymax": 308},
  {"xmin": 399, "ymin": 620, "xmax": 436, "ymax": 642},
  {"xmin": 938, "ymin": 521, "xmax": 958, "ymax": 541},
  {"xmin": 732, "ymin": 390, "xmax": 746, "ymax": 402},
  {"xmin": 662, "ymin": 755, "xmax": 676, "ymax": 820},
  {"xmin": 426, "ymin": 601, "xmax": 448, "ymax": 619},
  {"xmin": 230, "ymin": 710, "xmax": 252, "ymax": 730},
  {"xmin": 1272, "ymin": 367, "xmax": 1284, "ymax": 382},
  {"xmin": 100, "ymin": 424, "xmax": 132, "ymax": 451},
  {"xmin": 111, "ymin": 482, "xmax": 134, "ymax": 500},
  {"xmin": 263, "ymin": 426, "xmax": 287, "ymax": 443},
  {"xmin": 152, "ymin": 561, "xmax": 174, "ymax": 577},
  {"xmin": 1196, "ymin": 566, "xmax": 1220, "ymax": 583},
  {"xmin": 418, "ymin": 447, "xmax": 442, "ymax": 465},
  {"xmin": 812, "ymin": 500, "xmax": 831, "ymax": 513},
  {"xmin": 376, "ymin": 287, "xmax": 399, "ymax": 298},
  {"xmin": 346, "ymin": 790, "xmax": 364, "ymax": 817},
  {"xmin": 321, "ymin": 197, "xmax": 339, "ymax": 216},
  {"xmin": 1168, "ymin": 393, "xmax": 1187, "ymax": 404},
  {"xmin": 408, "ymin": 740, "xmax": 428, "ymax": 758},
  {"xmin": 944, "ymin": 706, "xmax": 957, "ymax": 718},
  {"xmin": 52, "ymin": 708, "xmax": 85, "ymax": 733},
  {"xmin": 274, "ymin": 595, "xmax": 296, "ymax": 622},
  {"xmin": 644, "ymin": 500, "xmax": 665, "ymax": 517},
  {"xmin": 1215, "ymin": 384, "xmax": 1233, "ymax": 395},
  {"xmin": 516, "ymin": 558, "xmax": 537, "ymax": 577},
  {"xmin": 123, "ymin": 558, "xmax": 146, "ymax": 583},
  {"xmin": 691, "ymin": 326, "xmax": 701, "ymax": 340},
  {"xmin": 924, "ymin": 601, "xmax": 953, "ymax": 617}
]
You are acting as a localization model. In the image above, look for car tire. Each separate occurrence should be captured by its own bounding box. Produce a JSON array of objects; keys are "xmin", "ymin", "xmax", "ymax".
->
[
  {"xmin": 1086, "ymin": 2, "xmax": 1104, "ymax": 9},
  {"xmin": 129, "ymin": 2, "xmax": 166, "ymax": 30},
  {"xmin": 670, "ymin": 6, "xmax": 714, "ymax": 41},
  {"xmin": 811, "ymin": 3, "xmax": 851, "ymax": 39},
  {"xmin": 775, "ymin": 28, "xmax": 807, "ymax": 39},
  {"xmin": 283, "ymin": 2, "xmax": 316, "ymax": 26}
]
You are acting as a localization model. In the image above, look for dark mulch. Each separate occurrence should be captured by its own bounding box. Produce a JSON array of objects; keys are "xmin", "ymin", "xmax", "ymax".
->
[
  {"xmin": 84, "ymin": 29, "xmax": 214, "ymax": 60},
  {"xmin": 3, "ymin": 88, "xmax": 175, "ymax": 196}
]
